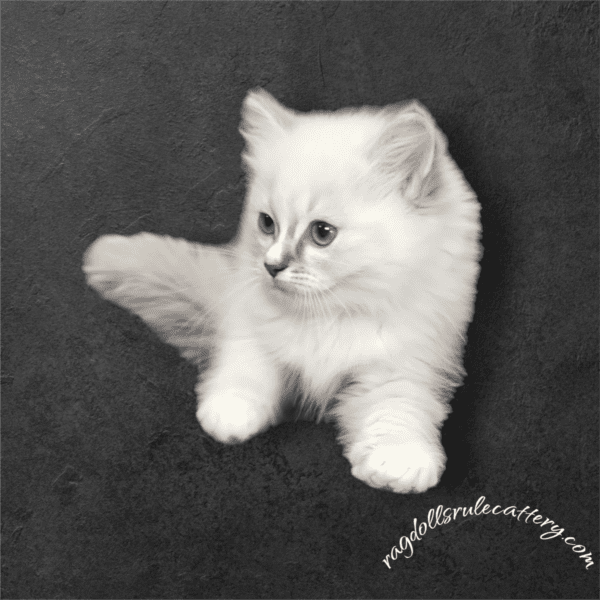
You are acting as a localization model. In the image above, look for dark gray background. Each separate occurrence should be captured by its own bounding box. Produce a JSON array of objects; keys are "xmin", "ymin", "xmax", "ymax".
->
[{"xmin": 2, "ymin": 1, "xmax": 598, "ymax": 598}]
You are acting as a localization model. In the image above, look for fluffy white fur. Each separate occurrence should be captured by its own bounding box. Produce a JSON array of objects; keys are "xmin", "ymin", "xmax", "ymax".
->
[{"xmin": 83, "ymin": 89, "xmax": 481, "ymax": 493}]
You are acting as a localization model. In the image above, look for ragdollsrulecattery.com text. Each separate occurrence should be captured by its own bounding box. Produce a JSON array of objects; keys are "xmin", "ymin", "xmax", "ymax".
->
[{"xmin": 383, "ymin": 495, "xmax": 593, "ymax": 570}]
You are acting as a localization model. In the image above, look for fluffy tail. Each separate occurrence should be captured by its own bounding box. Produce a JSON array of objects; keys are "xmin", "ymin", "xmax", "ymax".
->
[{"xmin": 83, "ymin": 233, "xmax": 234, "ymax": 364}]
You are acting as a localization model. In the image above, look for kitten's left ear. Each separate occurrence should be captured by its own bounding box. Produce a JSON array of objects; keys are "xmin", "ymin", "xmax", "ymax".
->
[
  {"xmin": 373, "ymin": 101, "xmax": 446, "ymax": 204},
  {"xmin": 239, "ymin": 88, "xmax": 295, "ymax": 145}
]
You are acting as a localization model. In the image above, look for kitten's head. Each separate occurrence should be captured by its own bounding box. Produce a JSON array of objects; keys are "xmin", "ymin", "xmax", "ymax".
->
[{"xmin": 237, "ymin": 88, "xmax": 447, "ymax": 319}]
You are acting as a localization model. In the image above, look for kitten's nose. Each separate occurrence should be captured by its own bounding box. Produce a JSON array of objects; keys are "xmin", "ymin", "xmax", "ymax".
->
[{"xmin": 264, "ymin": 262, "xmax": 287, "ymax": 278}]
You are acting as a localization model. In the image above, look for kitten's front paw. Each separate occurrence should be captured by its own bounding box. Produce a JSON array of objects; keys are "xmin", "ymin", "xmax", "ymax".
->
[
  {"xmin": 350, "ymin": 441, "xmax": 445, "ymax": 493},
  {"xmin": 196, "ymin": 392, "xmax": 274, "ymax": 444},
  {"xmin": 83, "ymin": 235, "xmax": 140, "ymax": 295}
]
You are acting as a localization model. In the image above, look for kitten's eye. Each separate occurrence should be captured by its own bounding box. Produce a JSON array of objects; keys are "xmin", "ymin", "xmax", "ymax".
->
[
  {"xmin": 258, "ymin": 212, "xmax": 275, "ymax": 235},
  {"xmin": 310, "ymin": 221, "xmax": 337, "ymax": 247}
]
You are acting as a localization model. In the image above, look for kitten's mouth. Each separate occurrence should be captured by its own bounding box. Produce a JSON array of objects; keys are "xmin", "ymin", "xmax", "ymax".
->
[
  {"xmin": 271, "ymin": 278, "xmax": 296, "ymax": 294},
  {"xmin": 266, "ymin": 277, "xmax": 312, "ymax": 299}
]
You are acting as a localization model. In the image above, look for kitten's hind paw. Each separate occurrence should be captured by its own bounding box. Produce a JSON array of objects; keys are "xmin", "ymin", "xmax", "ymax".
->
[
  {"xmin": 350, "ymin": 441, "xmax": 445, "ymax": 493},
  {"xmin": 196, "ymin": 392, "xmax": 275, "ymax": 444}
]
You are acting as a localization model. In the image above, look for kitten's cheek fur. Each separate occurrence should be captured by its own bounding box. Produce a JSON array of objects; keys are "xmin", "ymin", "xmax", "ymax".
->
[{"xmin": 350, "ymin": 442, "xmax": 446, "ymax": 493}]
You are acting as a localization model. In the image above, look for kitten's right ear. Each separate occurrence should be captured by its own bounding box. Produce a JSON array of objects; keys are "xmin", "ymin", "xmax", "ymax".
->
[{"xmin": 239, "ymin": 88, "xmax": 294, "ymax": 145}]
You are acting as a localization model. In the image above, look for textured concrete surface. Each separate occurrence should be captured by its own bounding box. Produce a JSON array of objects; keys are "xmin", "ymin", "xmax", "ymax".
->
[{"xmin": 2, "ymin": 1, "xmax": 598, "ymax": 598}]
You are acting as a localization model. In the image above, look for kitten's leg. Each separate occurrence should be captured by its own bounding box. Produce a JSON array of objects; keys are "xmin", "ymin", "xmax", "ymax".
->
[
  {"xmin": 334, "ymin": 376, "xmax": 449, "ymax": 493},
  {"xmin": 83, "ymin": 233, "xmax": 232, "ymax": 363},
  {"xmin": 195, "ymin": 334, "xmax": 283, "ymax": 444}
]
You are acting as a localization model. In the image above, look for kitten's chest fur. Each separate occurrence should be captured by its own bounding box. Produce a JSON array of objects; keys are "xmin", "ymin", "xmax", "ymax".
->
[{"xmin": 249, "ymin": 304, "xmax": 396, "ymax": 408}]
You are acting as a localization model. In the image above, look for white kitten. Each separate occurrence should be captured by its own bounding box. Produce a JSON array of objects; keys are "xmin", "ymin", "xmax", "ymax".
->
[{"xmin": 83, "ymin": 89, "xmax": 481, "ymax": 493}]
